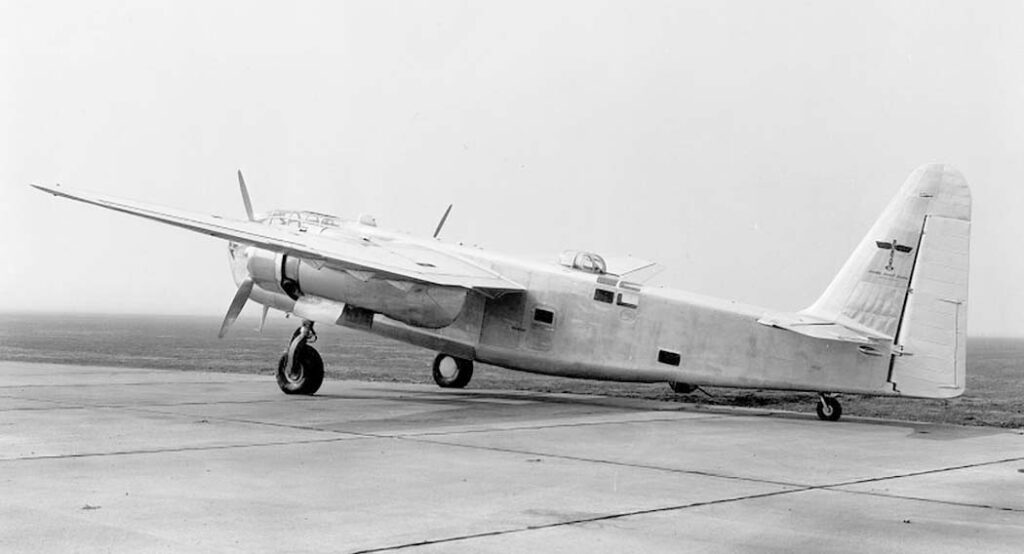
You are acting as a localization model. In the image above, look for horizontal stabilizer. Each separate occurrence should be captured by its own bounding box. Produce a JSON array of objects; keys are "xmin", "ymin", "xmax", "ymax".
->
[
  {"xmin": 603, "ymin": 256, "xmax": 663, "ymax": 282},
  {"xmin": 757, "ymin": 313, "xmax": 887, "ymax": 345}
]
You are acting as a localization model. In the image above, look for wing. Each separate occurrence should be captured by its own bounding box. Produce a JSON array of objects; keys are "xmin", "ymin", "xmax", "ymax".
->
[{"xmin": 32, "ymin": 184, "xmax": 525, "ymax": 293}]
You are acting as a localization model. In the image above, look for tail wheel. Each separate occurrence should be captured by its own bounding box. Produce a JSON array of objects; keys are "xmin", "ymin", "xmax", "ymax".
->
[
  {"xmin": 277, "ymin": 345, "xmax": 324, "ymax": 395},
  {"xmin": 816, "ymin": 395, "xmax": 842, "ymax": 421},
  {"xmin": 432, "ymin": 354, "xmax": 473, "ymax": 389}
]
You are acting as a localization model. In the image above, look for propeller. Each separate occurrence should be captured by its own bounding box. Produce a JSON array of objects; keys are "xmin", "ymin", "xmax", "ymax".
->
[
  {"xmin": 217, "ymin": 170, "xmax": 263, "ymax": 338},
  {"xmin": 219, "ymin": 278, "xmax": 254, "ymax": 338},
  {"xmin": 433, "ymin": 204, "xmax": 453, "ymax": 239},
  {"xmin": 238, "ymin": 170, "xmax": 255, "ymax": 221},
  {"xmin": 257, "ymin": 305, "xmax": 269, "ymax": 334},
  {"xmin": 217, "ymin": 171, "xmax": 262, "ymax": 338}
]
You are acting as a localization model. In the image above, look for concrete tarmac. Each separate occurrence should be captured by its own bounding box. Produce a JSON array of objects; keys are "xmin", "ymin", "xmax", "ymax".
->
[{"xmin": 2, "ymin": 361, "xmax": 1023, "ymax": 553}]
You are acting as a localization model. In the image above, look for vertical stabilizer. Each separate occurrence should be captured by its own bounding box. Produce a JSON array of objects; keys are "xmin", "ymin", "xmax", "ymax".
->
[{"xmin": 802, "ymin": 164, "xmax": 971, "ymax": 397}]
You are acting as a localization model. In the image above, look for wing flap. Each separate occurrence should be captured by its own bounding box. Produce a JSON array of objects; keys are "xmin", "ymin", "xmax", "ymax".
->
[{"xmin": 32, "ymin": 184, "xmax": 525, "ymax": 293}]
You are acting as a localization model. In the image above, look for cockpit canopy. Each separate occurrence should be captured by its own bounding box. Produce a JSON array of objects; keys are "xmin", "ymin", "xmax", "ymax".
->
[
  {"xmin": 261, "ymin": 210, "xmax": 342, "ymax": 229},
  {"xmin": 558, "ymin": 250, "xmax": 607, "ymax": 274}
]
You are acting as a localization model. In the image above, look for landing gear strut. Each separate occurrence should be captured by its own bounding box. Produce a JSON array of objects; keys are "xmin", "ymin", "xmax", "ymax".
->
[
  {"xmin": 277, "ymin": 320, "xmax": 324, "ymax": 395},
  {"xmin": 816, "ymin": 393, "xmax": 842, "ymax": 421},
  {"xmin": 432, "ymin": 353, "xmax": 473, "ymax": 388}
]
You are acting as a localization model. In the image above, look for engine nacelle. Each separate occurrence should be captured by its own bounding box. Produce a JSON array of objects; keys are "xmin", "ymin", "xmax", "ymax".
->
[
  {"xmin": 241, "ymin": 246, "xmax": 467, "ymax": 329},
  {"xmin": 296, "ymin": 264, "xmax": 467, "ymax": 328},
  {"xmin": 245, "ymin": 247, "xmax": 302, "ymax": 299}
]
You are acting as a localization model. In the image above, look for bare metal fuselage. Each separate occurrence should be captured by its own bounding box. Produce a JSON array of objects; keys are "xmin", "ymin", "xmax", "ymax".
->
[{"xmin": 236, "ymin": 226, "xmax": 895, "ymax": 397}]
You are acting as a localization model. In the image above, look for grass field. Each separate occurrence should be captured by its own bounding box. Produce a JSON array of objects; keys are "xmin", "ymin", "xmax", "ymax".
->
[{"xmin": 1, "ymin": 313, "xmax": 1022, "ymax": 428}]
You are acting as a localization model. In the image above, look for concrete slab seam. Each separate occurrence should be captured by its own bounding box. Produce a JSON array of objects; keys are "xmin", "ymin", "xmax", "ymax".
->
[
  {"xmin": 348, "ymin": 486, "xmax": 815, "ymax": 554},
  {"xmin": 401, "ymin": 435, "xmax": 803, "ymax": 489},
  {"xmin": 0, "ymin": 379, "xmax": 267, "ymax": 389},
  {"xmin": 379, "ymin": 414, "xmax": 730, "ymax": 438},
  {"xmin": 827, "ymin": 454, "xmax": 1024, "ymax": 489},
  {"xmin": 0, "ymin": 436, "xmax": 362, "ymax": 463},
  {"xmin": 828, "ymin": 487, "xmax": 1024, "ymax": 514}
]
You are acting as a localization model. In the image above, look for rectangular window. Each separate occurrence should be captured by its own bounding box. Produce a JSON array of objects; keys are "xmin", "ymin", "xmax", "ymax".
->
[
  {"xmin": 658, "ymin": 350, "xmax": 681, "ymax": 366},
  {"xmin": 617, "ymin": 292, "xmax": 639, "ymax": 308},
  {"xmin": 593, "ymin": 289, "xmax": 615, "ymax": 303},
  {"xmin": 533, "ymin": 308, "xmax": 555, "ymax": 325}
]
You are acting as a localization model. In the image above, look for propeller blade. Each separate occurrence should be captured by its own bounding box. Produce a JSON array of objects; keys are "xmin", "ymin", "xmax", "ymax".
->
[
  {"xmin": 257, "ymin": 305, "xmax": 269, "ymax": 334},
  {"xmin": 218, "ymin": 278, "xmax": 254, "ymax": 338},
  {"xmin": 238, "ymin": 170, "xmax": 255, "ymax": 222},
  {"xmin": 433, "ymin": 204, "xmax": 453, "ymax": 239}
]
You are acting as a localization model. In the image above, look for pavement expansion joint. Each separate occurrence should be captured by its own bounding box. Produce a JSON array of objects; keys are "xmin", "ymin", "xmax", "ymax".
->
[
  {"xmin": 0, "ymin": 436, "xmax": 356, "ymax": 463},
  {"xmin": 381, "ymin": 413, "xmax": 729, "ymax": 439},
  {"xmin": 351, "ymin": 487, "xmax": 813, "ymax": 553},
  {"xmin": 828, "ymin": 454, "xmax": 1024, "ymax": 489},
  {"xmin": 0, "ymin": 379, "xmax": 263, "ymax": 389},
  {"xmin": 0, "ymin": 404, "xmax": 91, "ymax": 413},
  {"xmin": 813, "ymin": 455, "xmax": 1024, "ymax": 513},
  {"xmin": 355, "ymin": 471, "xmax": 1024, "ymax": 553},
  {"xmin": 87, "ymin": 403, "xmax": 386, "ymax": 439},
  {"xmin": 830, "ymin": 487, "xmax": 1024, "ymax": 514},
  {"xmin": 401, "ymin": 434, "xmax": 804, "ymax": 489}
]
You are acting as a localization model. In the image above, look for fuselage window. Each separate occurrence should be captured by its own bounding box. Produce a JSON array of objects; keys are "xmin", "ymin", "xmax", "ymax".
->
[
  {"xmin": 658, "ymin": 349, "xmax": 681, "ymax": 366},
  {"xmin": 617, "ymin": 291, "xmax": 639, "ymax": 308},
  {"xmin": 533, "ymin": 308, "xmax": 555, "ymax": 325},
  {"xmin": 593, "ymin": 289, "xmax": 615, "ymax": 303}
]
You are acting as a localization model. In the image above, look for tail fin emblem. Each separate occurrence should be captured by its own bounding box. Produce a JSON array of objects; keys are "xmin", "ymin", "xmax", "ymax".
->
[{"xmin": 875, "ymin": 239, "xmax": 914, "ymax": 271}]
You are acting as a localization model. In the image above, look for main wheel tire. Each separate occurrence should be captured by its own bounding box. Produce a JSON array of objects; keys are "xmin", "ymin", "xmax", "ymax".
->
[
  {"xmin": 816, "ymin": 396, "xmax": 842, "ymax": 421},
  {"xmin": 432, "ymin": 354, "xmax": 473, "ymax": 389},
  {"xmin": 669, "ymin": 381, "xmax": 697, "ymax": 394},
  {"xmin": 276, "ymin": 345, "xmax": 324, "ymax": 395}
]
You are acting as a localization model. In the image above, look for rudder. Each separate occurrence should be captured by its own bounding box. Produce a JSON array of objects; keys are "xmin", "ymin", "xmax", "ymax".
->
[{"xmin": 889, "ymin": 214, "xmax": 969, "ymax": 397}]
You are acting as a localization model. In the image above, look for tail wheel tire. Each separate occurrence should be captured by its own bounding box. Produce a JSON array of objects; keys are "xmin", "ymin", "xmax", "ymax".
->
[
  {"xmin": 816, "ymin": 396, "xmax": 842, "ymax": 421},
  {"xmin": 432, "ymin": 354, "xmax": 473, "ymax": 389},
  {"xmin": 277, "ymin": 345, "xmax": 324, "ymax": 395}
]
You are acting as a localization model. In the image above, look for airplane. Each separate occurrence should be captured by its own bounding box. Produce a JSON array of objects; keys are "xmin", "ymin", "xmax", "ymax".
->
[{"xmin": 32, "ymin": 163, "xmax": 971, "ymax": 421}]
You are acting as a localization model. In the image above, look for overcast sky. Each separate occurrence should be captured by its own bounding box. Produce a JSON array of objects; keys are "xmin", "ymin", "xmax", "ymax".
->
[{"xmin": 2, "ymin": 1, "xmax": 1022, "ymax": 336}]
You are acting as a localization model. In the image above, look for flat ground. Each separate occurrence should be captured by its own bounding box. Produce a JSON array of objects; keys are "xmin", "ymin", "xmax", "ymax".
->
[{"xmin": 2, "ymin": 361, "xmax": 1023, "ymax": 553}]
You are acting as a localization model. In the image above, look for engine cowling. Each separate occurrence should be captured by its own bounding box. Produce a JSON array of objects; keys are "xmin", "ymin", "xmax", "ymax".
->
[{"xmin": 244, "ymin": 247, "xmax": 289, "ymax": 296}]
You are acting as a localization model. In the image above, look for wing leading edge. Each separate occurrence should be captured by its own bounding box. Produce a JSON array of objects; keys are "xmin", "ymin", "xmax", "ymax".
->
[{"xmin": 32, "ymin": 184, "xmax": 525, "ymax": 293}]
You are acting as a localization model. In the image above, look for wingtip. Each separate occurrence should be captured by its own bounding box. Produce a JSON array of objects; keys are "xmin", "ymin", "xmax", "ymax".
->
[{"xmin": 30, "ymin": 183, "xmax": 60, "ymax": 195}]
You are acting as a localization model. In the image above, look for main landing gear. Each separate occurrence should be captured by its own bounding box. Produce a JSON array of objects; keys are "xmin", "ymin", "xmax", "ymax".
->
[
  {"xmin": 277, "ymin": 320, "xmax": 324, "ymax": 395},
  {"xmin": 816, "ymin": 393, "xmax": 842, "ymax": 421},
  {"xmin": 432, "ymin": 353, "xmax": 474, "ymax": 388}
]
